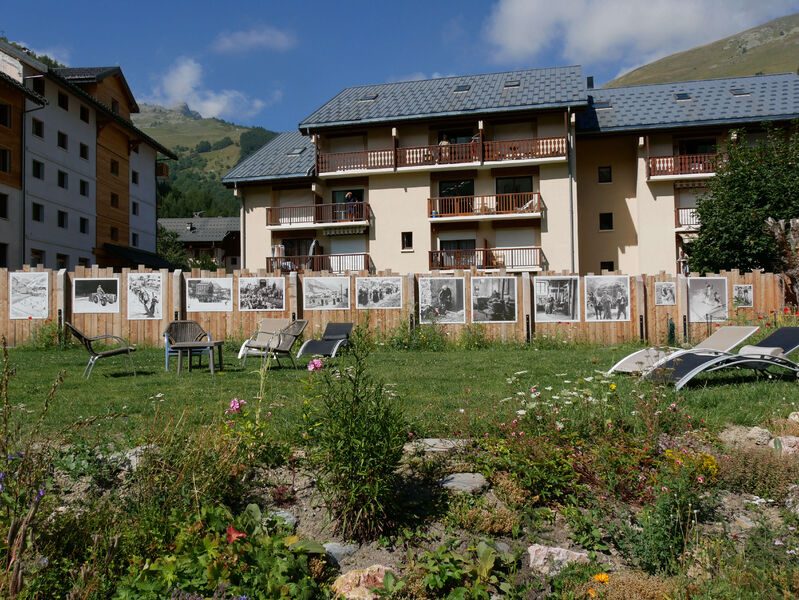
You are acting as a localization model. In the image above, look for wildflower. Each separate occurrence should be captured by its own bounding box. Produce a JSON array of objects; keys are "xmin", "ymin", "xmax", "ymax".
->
[
  {"xmin": 587, "ymin": 588, "xmax": 597, "ymax": 598},
  {"xmin": 697, "ymin": 475, "xmax": 705, "ymax": 484},
  {"xmin": 609, "ymin": 383, "xmax": 617, "ymax": 391},
  {"xmin": 307, "ymin": 358, "xmax": 324, "ymax": 372},
  {"xmin": 555, "ymin": 421, "xmax": 564, "ymax": 431},
  {"xmin": 669, "ymin": 402, "xmax": 677, "ymax": 412},
  {"xmin": 226, "ymin": 525, "xmax": 247, "ymax": 544},
  {"xmin": 37, "ymin": 488, "xmax": 45, "ymax": 499},
  {"xmin": 226, "ymin": 397, "xmax": 247, "ymax": 414},
  {"xmin": 592, "ymin": 573, "xmax": 610, "ymax": 584},
  {"xmin": 458, "ymin": 408, "xmax": 465, "ymax": 414},
  {"xmin": 516, "ymin": 409, "xmax": 526, "ymax": 416}
]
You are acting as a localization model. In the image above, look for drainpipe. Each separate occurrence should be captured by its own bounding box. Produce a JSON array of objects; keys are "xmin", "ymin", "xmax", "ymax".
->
[
  {"xmin": 236, "ymin": 183, "xmax": 246, "ymax": 268},
  {"xmin": 567, "ymin": 107, "xmax": 576, "ymax": 273},
  {"xmin": 20, "ymin": 88, "xmax": 46, "ymax": 267}
]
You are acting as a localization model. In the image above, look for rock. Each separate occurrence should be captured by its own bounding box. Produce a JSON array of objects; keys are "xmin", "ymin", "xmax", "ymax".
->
[
  {"xmin": 495, "ymin": 541, "xmax": 511, "ymax": 554},
  {"xmin": 785, "ymin": 485, "xmax": 799, "ymax": 516},
  {"xmin": 404, "ymin": 438, "xmax": 468, "ymax": 454},
  {"xmin": 769, "ymin": 436, "xmax": 799, "ymax": 455},
  {"xmin": 332, "ymin": 564, "xmax": 395, "ymax": 599},
  {"xmin": 527, "ymin": 544, "xmax": 589, "ymax": 576},
  {"xmin": 270, "ymin": 509, "xmax": 298, "ymax": 531},
  {"xmin": 109, "ymin": 444, "xmax": 154, "ymax": 473},
  {"xmin": 324, "ymin": 542, "xmax": 359, "ymax": 565},
  {"xmin": 439, "ymin": 472, "xmax": 488, "ymax": 494},
  {"xmin": 733, "ymin": 514, "xmax": 756, "ymax": 530},
  {"xmin": 746, "ymin": 427, "xmax": 772, "ymax": 446},
  {"xmin": 789, "ymin": 412, "xmax": 799, "ymax": 423}
]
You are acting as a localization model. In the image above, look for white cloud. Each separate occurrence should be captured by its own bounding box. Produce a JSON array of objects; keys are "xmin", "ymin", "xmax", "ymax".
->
[
  {"xmin": 148, "ymin": 57, "xmax": 277, "ymax": 119},
  {"xmin": 16, "ymin": 41, "xmax": 71, "ymax": 66},
  {"xmin": 485, "ymin": 0, "xmax": 798, "ymax": 71},
  {"xmin": 212, "ymin": 25, "xmax": 296, "ymax": 54},
  {"xmin": 387, "ymin": 72, "xmax": 452, "ymax": 83}
]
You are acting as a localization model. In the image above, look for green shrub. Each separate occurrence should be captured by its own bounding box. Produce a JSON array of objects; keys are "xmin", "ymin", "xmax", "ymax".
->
[
  {"xmin": 305, "ymin": 329, "xmax": 408, "ymax": 540},
  {"xmin": 388, "ymin": 321, "xmax": 448, "ymax": 351},
  {"xmin": 458, "ymin": 324, "xmax": 490, "ymax": 350}
]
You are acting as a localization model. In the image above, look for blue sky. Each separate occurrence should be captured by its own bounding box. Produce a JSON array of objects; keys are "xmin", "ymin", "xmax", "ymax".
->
[{"xmin": 4, "ymin": 0, "xmax": 798, "ymax": 131}]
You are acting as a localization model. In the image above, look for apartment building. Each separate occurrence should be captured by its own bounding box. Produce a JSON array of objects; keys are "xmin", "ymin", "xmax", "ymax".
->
[
  {"xmin": 225, "ymin": 68, "xmax": 799, "ymax": 276},
  {"xmin": 0, "ymin": 41, "xmax": 175, "ymax": 270}
]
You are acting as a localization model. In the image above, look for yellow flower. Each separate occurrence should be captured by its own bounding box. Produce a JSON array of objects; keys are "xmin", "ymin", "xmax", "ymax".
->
[
  {"xmin": 609, "ymin": 383, "xmax": 617, "ymax": 392},
  {"xmin": 587, "ymin": 588, "xmax": 597, "ymax": 598},
  {"xmin": 593, "ymin": 573, "xmax": 610, "ymax": 584}
]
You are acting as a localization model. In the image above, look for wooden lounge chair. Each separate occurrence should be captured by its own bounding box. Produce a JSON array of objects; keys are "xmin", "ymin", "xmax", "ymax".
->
[
  {"xmin": 645, "ymin": 327, "xmax": 799, "ymax": 390},
  {"xmin": 163, "ymin": 320, "xmax": 213, "ymax": 371},
  {"xmin": 607, "ymin": 325, "xmax": 759, "ymax": 375},
  {"xmin": 65, "ymin": 322, "xmax": 136, "ymax": 379},
  {"xmin": 238, "ymin": 318, "xmax": 293, "ymax": 365},
  {"xmin": 297, "ymin": 323, "xmax": 353, "ymax": 359}
]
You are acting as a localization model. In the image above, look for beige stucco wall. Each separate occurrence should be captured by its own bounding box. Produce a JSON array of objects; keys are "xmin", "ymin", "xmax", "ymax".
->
[
  {"xmin": 240, "ymin": 185, "xmax": 272, "ymax": 270},
  {"xmin": 539, "ymin": 162, "xmax": 576, "ymax": 272}
]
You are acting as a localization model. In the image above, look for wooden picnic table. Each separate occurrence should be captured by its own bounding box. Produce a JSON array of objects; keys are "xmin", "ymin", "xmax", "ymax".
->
[{"xmin": 171, "ymin": 340, "xmax": 225, "ymax": 374}]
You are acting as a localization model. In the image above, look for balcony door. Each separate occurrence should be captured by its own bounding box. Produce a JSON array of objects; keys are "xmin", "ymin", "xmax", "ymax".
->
[
  {"xmin": 332, "ymin": 189, "xmax": 364, "ymax": 221},
  {"xmin": 439, "ymin": 179, "xmax": 474, "ymax": 215},
  {"xmin": 440, "ymin": 238, "xmax": 477, "ymax": 268},
  {"xmin": 496, "ymin": 176, "xmax": 533, "ymax": 211}
]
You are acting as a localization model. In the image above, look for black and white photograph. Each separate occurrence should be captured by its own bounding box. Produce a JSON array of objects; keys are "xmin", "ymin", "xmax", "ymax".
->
[
  {"xmin": 688, "ymin": 277, "xmax": 728, "ymax": 322},
  {"xmin": 585, "ymin": 275, "xmax": 631, "ymax": 322},
  {"xmin": 472, "ymin": 277, "xmax": 517, "ymax": 323},
  {"xmin": 239, "ymin": 277, "xmax": 285, "ymax": 311},
  {"xmin": 73, "ymin": 277, "xmax": 120, "ymax": 314},
  {"xmin": 186, "ymin": 277, "xmax": 233, "ymax": 312},
  {"xmin": 303, "ymin": 277, "xmax": 350, "ymax": 310},
  {"xmin": 534, "ymin": 276, "xmax": 580, "ymax": 323},
  {"xmin": 9, "ymin": 272, "xmax": 49, "ymax": 320},
  {"xmin": 419, "ymin": 277, "xmax": 465, "ymax": 324},
  {"xmin": 655, "ymin": 281, "xmax": 677, "ymax": 306},
  {"xmin": 733, "ymin": 284, "xmax": 754, "ymax": 308},
  {"xmin": 356, "ymin": 277, "xmax": 402, "ymax": 309},
  {"xmin": 127, "ymin": 273, "xmax": 163, "ymax": 320}
]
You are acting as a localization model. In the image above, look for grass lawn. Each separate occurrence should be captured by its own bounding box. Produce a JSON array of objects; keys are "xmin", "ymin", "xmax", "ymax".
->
[{"xmin": 6, "ymin": 341, "xmax": 799, "ymax": 445}]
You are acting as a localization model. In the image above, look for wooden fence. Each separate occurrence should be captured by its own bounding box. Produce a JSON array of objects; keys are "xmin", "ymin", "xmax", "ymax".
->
[{"xmin": 0, "ymin": 267, "xmax": 786, "ymax": 348}]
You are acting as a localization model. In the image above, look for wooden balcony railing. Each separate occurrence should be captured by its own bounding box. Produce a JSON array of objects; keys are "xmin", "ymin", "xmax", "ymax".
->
[
  {"xmin": 265, "ymin": 253, "xmax": 372, "ymax": 274},
  {"xmin": 483, "ymin": 137, "xmax": 567, "ymax": 161},
  {"xmin": 648, "ymin": 153, "xmax": 722, "ymax": 177},
  {"xmin": 266, "ymin": 202, "xmax": 372, "ymax": 227},
  {"xmin": 317, "ymin": 136, "xmax": 568, "ymax": 173},
  {"xmin": 676, "ymin": 207, "xmax": 700, "ymax": 228},
  {"xmin": 429, "ymin": 247, "xmax": 545, "ymax": 271},
  {"xmin": 428, "ymin": 192, "xmax": 543, "ymax": 218}
]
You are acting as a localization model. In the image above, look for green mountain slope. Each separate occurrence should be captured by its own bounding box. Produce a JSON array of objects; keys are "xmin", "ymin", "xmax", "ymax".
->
[
  {"xmin": 607, "ymin": 13, "xmax": 799, "ymax": 87},
  {"xmin": 132, "ymin": 104, "xmax": 277, "ymax": 217}
]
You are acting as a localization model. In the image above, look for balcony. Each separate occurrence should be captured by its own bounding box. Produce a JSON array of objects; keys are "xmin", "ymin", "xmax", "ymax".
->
[
  {"xmin": 317, "ymin": 136, "xmax": 567, "ymax": 176},
  {"xmin": 265, "ymin": 253, "xmax": 373, "ymax": 274},
  {"xmin": 266, "ymin": 202, "xmax": 372, "ymax": 230},
  {"xmin": 428, "ymin": 192, "xmax": 543, "ymax": 222},
  {"xmin": 429, "ymin": 246, "xmax": 545, "ymax": 272},
  {"xmin": 648, "ymin": 153, "xmax": 722, "ymax": 180},
  {"xmin": 675, "ymin": 207, "xmax": 700, "ymax": 231}
]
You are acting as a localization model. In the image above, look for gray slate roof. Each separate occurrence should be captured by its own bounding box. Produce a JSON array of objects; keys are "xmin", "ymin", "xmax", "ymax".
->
[
  {"xmin": 0, "ymin": 71, "xmax": 47, "ymax": 105},
  {"xmin": 54, "ymin": 66, "xmax": 120, "ymax": 82},
  {"xmin": 159, "ymin": 217, "xmax": 240, "ymax": 243},
  {"xmin": 222, "ymin": 131, "xmax": 314, "ymax": 184},
  {"xmin": 299, "ymin": 66, "xmax": 586, "ymax": 130},
  {"xmin": 578, "ymin": 73, "xmax": 799, "ymax": 133}
]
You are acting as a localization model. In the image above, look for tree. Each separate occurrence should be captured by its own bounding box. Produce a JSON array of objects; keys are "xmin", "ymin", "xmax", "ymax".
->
[
  {"xmin": 195, "ymin": 140, "xmax": 212, "ymax": 153},
  {"xmin": 239, "ymin": 127, "xmax": 277, "ymax": 162},
  {"xmin": 155, "ymin": 225, "xmax": 188, "ymax": 270},
  {"xmin": 689, "ymin": 124, "xmax": 799, "ymax": 274}
]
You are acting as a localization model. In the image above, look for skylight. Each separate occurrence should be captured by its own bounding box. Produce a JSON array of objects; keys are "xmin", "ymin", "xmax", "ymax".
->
[
  {"xmin": 453, "ymin": 84, "xmax": 471, "ymax": 93},
  {"xmin": 355, "ymin": 93, "xmax": 378, "ymax": 103},
  {"xmin": 286, "ymin": 147, "xmax": 306, "ymax": 156},
  {"xmin": 593, "ymin": 100, "xmax": 612, "ymax": 110},
  {"xmin": 730, "ymin": 88, "xmax": 751, "ymax": 97},
  {"xmin": 674, "ymin": 92, "xmax": 692, "ymax": 101},
  {"xmin": 503, "ymin": 80, "xmax": 520, "ymax": 89}
]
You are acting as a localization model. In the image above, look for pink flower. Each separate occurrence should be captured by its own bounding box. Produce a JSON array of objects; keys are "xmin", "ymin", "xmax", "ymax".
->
[
  {"xmin": 307, "ymin": 358, "xmax": 324, "ymax": 372},
  {"xmin": 226, "ymin": 525, "xmax": 246, "ymax": 544},
  {"xmin": 697, "ymin": 475, "xmax": 705, "ymax": 484},
  {"xmin": 225, "ymin": 397, "xmax": 246, "ymax": 414}
]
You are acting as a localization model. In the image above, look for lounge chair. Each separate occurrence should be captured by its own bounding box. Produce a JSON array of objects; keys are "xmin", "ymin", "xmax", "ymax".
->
[
  {"xmin": 238, "ymin": 318, "xmax": 292, "ymax": 365},
  {"xmin": 267, "ymin": 319, "xmax": 308, "ymax": 368},
  {"xmin": 607, "ymin": 325, "xmax": 759, "ymax": 375},
  {"xmin": 65, "ymin": 322, "xmax": 136, "ymax": 378},
  {"xmin": 164, "ymin": 320, "xmax": 213, "ymax": 371},
  {"xmin": 297, "ymin": 322, "xmax": 353, "ymax": 359},
  {"xmin": 645, "ymin": 326, "xmax": 799, "ymax": 390}
]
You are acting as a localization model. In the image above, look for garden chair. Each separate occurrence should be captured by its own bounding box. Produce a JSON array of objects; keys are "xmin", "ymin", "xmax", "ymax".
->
[
  {"xmin": 297, "ymin": 322, "xmax": 353, "ymax": 359},
  {"xmin": 267, "ymin": 319, "xmax": 308, "ymax": 368},
  {"xmin": 65, "ymin": 322, "xmax": 136, "ymax": 379},
  {"xmin": 163, "ymin": 320, "xmax": 213, "ymax": 371},
  {"xmin": 645, "ymin": 327, "xmax": 799, "ymax": 390},
  {"xmin": 238, "ymin": 318, "xmax": 292, "ymax": 365},
  {"xmin": 606, "ymin": 325, "xmax": 759, "ymax": 375}
]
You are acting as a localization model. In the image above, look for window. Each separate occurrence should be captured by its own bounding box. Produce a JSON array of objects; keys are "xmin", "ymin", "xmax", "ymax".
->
[
  {"xmin": 131, "ymin": 232, "xmax": 139, "ymax": 247},
  {"xmin": 80, "ymin": 105, "xmax": 89, "ymax": 123},
  {"xmin": 678, "ymin": 138, "xmax": 716, "ymax": 156},
  {"xmin": 438, "ymin": 129, "xmax": 474, "ymax": 144},
  {"xmin": 282, "ymin": 238, "xmax": 313, "ymax": 257},
  {"xmin": 332, "ymin": 189, "xmax": 364, "ymax": 204},
  {"xmin": 32, "ymin": 159, "xmax": 44, "ymax": 179},
  {"xmin": 453, "ymin": 84, "xmax": 471, "ymax": 93},
  {"xmin": 80, "ymin": 217, "xmax": 89, "ymax": 233},
  {"xmin": 110, "ymin": 193, "xmax": 119, "ymax": 208},
  {"xmin": 111, "ymin": 99, "xmax": 120, "ymax": 114},
  {"xmin": 58, "ymin": 91, "xmax": 68, "ymax": 110},
  {"xmin": 437, "ymin": 179, "xmax": 474, "ymax": 214},
  {"xmin": 80, "ymin": 179, "xmax": 89, "ymax": 196},
  {"xmin": 78, "ymin": 257, "xmax": 91, "ymax": 267},
  {"xmin": 0, "ymin": 193, "xmax": 7, "ymax": 219},
  {"xmin": 439, "ymin": 179, "xmax": 475, "ymax": 197},
  {"xmin": 57, "ymin": 131, "xmax": 68, "ymax": 150},
  {"xmin": 110, "ymin": 159, "xmax": 119, "ymax": 176},
  {"xmin": 496, "ymin": 176, "xmax": 533, "ymax": 195},
  {"xmin": 674, "ymin": 92, "xmax": 692, "ymax": 101},
  {"xmin": 0, "ymin": 148, "xmax": 9, "ymax": 173},
  {"xmin": 0, "ymin": 243, "xmax": 6, "ymax": 268},
  {"xmin": 57, "ymin": 210, "xmax": 68, "ymax": 228},
  {"xmin": 0, "ymin": 103, "xmax": 10, "ymax": 128},
  {"xmin": 30, "ymin": 248, "xmax": 44, "ymax": 266},
  {"xmin": 131, "ymin": 201, "xmax": 139, "ymax": 216},
  {"xmin": 599, "ymin": 212, "xmax": 614, "ymax": 231},
  {"xmin": 132, "ymin": 144, "xmax": 139, "ymax": 154},
  {"xmin": 600, "ymin": 261, "xmax": 615, "ymax": 272},
  {"xmin": 32, "ymin": 118, "xmax": 43, "ymax": 138},
  {"xmin": 131, "ymin": 170, "xmax": 139, "ymax": 185},
  {"xmin": 503, "ymin": 79, "xmax": 520, "ymax": 89},
  {"xmin": 401, "ymin": 231, "xmax": 413, "ymax": 250},
  {"xmin": 58, "ymin": 170, "xmax": 68, "ymax": 189},
  {"xmin": 31, "ymin": 78, "xmax": 44, "ymax": 96},
  {"xmin": 79, "ymin": 143, "xmax": 89, "ymax": 160},
  {"xmin": 32, "ymin": 203, "xmax": 44, "ymax": 222},
  {"xmin": 56, "ymin": 253, "xmax": 68, "ymax": 269},
  {"xmin": 598, "ymin": 166, "xmax": 612, "ymax": 183},
  {"xmin": 110, "ymin": 226, "xmax": 119, "ymax": 241}
]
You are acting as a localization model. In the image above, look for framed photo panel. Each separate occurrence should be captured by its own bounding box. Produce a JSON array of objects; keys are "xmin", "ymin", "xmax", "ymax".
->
[
  {"xmin": 355, "ymin": 277, "xmax": 402, "ymax": 309},
  {"xmin": 9, "ymin": 272, "xmax": 49, "ymax": 319},
  {"xmin": 471, "ymin": 276, "xmax": 517, "ymax": 323},
  {"xmin": 534, "ymin": 276, "xmax": 580, "ymax": 322},
  {"xmin": 185, "ymin": 278, "xmax": 234, "ymax": 312},
  {"xmin": 584, "ymin": 275, "xmax": 631, "ymax": 322},
  {"xmin": 419, "ymin": 277, "xmax": 466, "ymax": 324},
  {"xmin": 688, "ymin": 277, "xmax": 728, "ymax": 322},
  {"xmin": 127, "ymin": 273, "xmax": 164, "ymax": 320},
  {"xmin": 303, "ymin": 277, "xmax": 350, "ymax": 310},
  {"xmin": 239, "ymin": 277, "xmax": 285, "ymax": 311}
]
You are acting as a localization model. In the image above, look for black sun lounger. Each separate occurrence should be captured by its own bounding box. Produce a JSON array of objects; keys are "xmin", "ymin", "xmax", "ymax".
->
[
  {"xmin": 646, "ymin": 326, "xmax": 799, "ymax": 390},
  {"xmin": 297, "ymin": 322, "xmax": 353, "ymax": 358}
]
